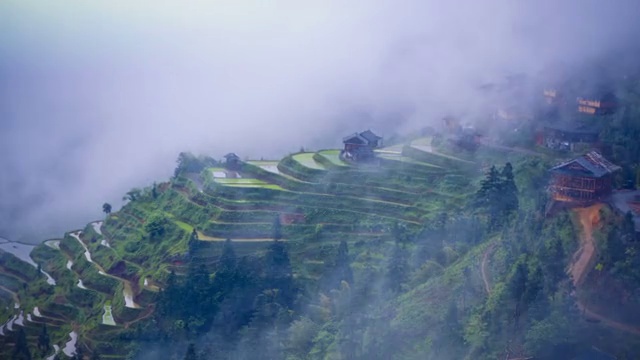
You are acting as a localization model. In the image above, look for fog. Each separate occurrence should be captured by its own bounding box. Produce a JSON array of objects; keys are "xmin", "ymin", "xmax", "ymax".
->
[{"xmin": 1, "ymin": 0, "xmax": 639, "ymax": 242}]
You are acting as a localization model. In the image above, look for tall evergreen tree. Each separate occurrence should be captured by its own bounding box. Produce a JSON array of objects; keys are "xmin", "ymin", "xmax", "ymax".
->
[
  {"xmin": 219, "ymin": 239, "xmax": 237, "ymax": 272},
  {"xmin": 72, "ymin": 342, "xmax": 84, "ymax": 360},
  {"xmin": 159, "ymin": 270, "xmax": 179, "ymax": 317},
  {"xmin": 13, "ymin": 328, "xmax": 31, "ymax": 360},
  {"xmin": 273, "ymin": 215, "xmax": 283, "ymax": 241},
  {"xmin": 188, "ymin": 229, "xmax": 200, "ymax": 259},
  {"xmin": 386, "ymin": 243, "xmax": 408, "ymax": 294},
  {"xmin": 264, "ymin": 241, "xmax": 295, "ymax": 306},
  {"xmin": 335, "ymin": 240, "xmax": 354, "ymax": 285},
  {"xmin": 475, "ymin": 166, "xmax": 503, "ymax": 229},
  {"xmin": 37, "ymin": 323, "xmax": 51, "ymax": 355},
  {"xmin": 509, "ymin": 261, "xmax": 529, "ymax": 322},
  {"xmin": 321, "ymin": 240, "xmax": 354, "ymax": 291},
  {"xmin": 184, "ymin": 343, "xmax": 197, "ymax": 360},
  {"xmin": 102, "ymin": 203, "xmax": 112, "ymax": 215},
  {"xmin": 500, "ymin": 162, "xmax": 519, "ymax": 215}
]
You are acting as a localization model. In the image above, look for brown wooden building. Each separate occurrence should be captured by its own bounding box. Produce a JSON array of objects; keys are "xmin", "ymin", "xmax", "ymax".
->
[
  {"xmin": 342, "ymin": 130, "xmax": 382, "ymax": 161},
  {"xmin": 549, "ymin": 151, "xmax": 620, "ymax": 203},
  {"xmin": 224, "ymin": 153, "xmax": 241, "ymax": 170},
  {"xmin": 576, "ymin": 91, "xmax": 617, "ymax": 115}
]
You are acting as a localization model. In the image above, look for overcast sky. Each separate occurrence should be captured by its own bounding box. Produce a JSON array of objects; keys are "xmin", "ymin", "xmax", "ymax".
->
[{"xmin": 1, "ymin": 0, "xmax": 639, "ymax": 242}]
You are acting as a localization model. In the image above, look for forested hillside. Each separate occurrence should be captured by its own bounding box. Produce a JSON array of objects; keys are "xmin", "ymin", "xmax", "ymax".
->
[{"xmin": 2, "ymin": 73, "xmax": 640, "ymax": 359}]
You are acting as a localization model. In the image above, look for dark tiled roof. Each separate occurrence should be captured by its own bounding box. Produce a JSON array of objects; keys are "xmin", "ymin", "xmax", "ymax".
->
[
  {"xmin": 224, "ymin": 153, "xmax": 239, "ymax": 159},
  {"xmin": 342, "ymin": 133, "xmax": 367, "ymax": 144},
  {"xmin": 343, "ymin": 130, "xmax": 381, "ymax": 144},
  {"xmin": 550, "ymin": 151, "xmax": 621, "ymax": 177},
  {"xmin": 359, "ymin": 129, "xmax": 382, "ymax": 142}
]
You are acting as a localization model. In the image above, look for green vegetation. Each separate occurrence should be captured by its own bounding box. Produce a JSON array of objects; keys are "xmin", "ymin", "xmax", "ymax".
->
[
  {"xmin": 292, "ymin": 152, "xmax": 327, "ymax": 170},
  {"xmin": 3, "ymin": 103, "xmax": 640, "ymax": 360}
]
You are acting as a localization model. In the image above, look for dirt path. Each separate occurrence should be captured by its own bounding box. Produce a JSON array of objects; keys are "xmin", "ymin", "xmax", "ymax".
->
[
  {"xmin": 571, "ymin": 204, "xmax": 640, "ymax": 336},
  {"xmin": 123, "ymin": 304, "xmax": 155, "ymax": 329},
  {"xmin": 570, "ymin": 205, "xmax": 601, "ymax": 286},
  {"xmin": 576, "ymin": 300, "xmax": 640, "ymax": 336},
  {"xmin": 481, "ymin": 243, "xmax": 497, "ymax": 295}
]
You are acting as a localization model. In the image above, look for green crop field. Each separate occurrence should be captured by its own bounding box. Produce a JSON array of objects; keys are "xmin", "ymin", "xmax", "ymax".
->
[
  {"xmin": 4, "ymin": 127, "xmax": 636, "ymax": 360},
  {"xmin": 292, "ymin": 152, "xmax": 326, "ymax": 170},
  {"xmin": 317, "ymin": 149, "xmax": 349, "ymax": 167}
]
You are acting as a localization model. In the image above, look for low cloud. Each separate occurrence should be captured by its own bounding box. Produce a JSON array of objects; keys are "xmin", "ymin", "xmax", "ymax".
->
[{"xmin": 1, "ymin": 0, "xmax": 639, "ymax": 241}]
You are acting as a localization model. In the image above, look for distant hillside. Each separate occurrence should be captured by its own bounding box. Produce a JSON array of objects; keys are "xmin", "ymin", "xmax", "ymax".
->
[{"xmin": 1, "ymin": 135, "xmax": 639, "ymax": 359}]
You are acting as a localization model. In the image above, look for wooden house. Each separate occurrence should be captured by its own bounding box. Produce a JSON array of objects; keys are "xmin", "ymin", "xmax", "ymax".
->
[
  {"xmin": 576, "ymin": 90, "xmax": 617, "ymax": 115},
  {"xmin": 539, "ymin": 120, "xmax": 602, "ymax": 152},
  {"xmin": 543, "ymin": 88, "xmax": 562, "ymax": 105},
  {"xmin": 224, "ymin": 153, "xmax": 241, "ymax": 170},
  {"xmin": 342, "ymin": 130, "xmax": 382, "ymax": 162},
  {"xmin": 549, "ymin": 151, "xmax": 620, "ymax": 203}
]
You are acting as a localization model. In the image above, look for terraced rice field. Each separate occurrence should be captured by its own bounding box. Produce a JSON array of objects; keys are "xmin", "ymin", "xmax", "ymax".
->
[
  {"xmin": 198, "ymin": 236, "xmax": 282, "ymax": 242},
  {"xmin": 210, "ymin": 168, "xmax": 227, "ymax": 178},
  {"xmin": 317, "ymin": 150, "xmax": 349, "ymax": 167},
  {"xmin": 247, "ymin": 160, "xmax": 281, "ymax": 174},
  {"xmin": 214, "ymin": 178, "xmax": 283, "ymax": 190},
  {"xmin": 409, "ymin": 142, "xmax": 474, "ymax": 164},
  {"xmin": 292, "ymin": 153, "xmax": 326, "ymax": 170},
  {"xmin": 376, "ymin": 143, "xmax": 404, "ymax": 154},
  {"xmin": 411, "ymin": 136, "xmax": 433, "ymax": 146},
  {"xmin": 0, "ymin": 139, "xmax": 475, "ymax": 358}
]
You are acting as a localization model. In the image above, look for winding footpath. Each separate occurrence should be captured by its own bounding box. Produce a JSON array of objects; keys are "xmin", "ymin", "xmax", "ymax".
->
[
  {"xmin": 571, "ymin": 205, "xmax": 640, "ymax": 336},
  {"xmin": 481, "ymin": 243, "xmax": 497, "ymax": 295}
]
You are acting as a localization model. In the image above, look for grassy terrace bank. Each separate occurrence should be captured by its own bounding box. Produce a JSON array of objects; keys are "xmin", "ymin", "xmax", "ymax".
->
[{"xmin": 0, "ymin": 143, "xmax": 477, "ymax": 358}]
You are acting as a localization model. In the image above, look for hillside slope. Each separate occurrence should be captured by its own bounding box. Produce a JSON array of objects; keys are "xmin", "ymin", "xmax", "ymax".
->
[{"xmin": 0, "ymin": 142, "xmax": 638, "ymax": 359}]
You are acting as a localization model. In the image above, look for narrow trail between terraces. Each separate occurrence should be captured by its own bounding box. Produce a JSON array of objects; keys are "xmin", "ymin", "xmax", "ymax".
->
[
  {"xmin": 482, "ymin": 243, "xmax": 497, "ymax": 295},
  {"xmin": 571, "ymin": 204, "xmax": 640, "ymax": 337}
]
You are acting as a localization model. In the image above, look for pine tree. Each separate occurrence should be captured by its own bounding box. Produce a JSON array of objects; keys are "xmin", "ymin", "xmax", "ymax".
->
[
  {"xmin": 335, "ymin": 241, "xmax": 354, "ymax": 285},
  {"xmin": 13, "ymin": 328, "xmax": 31, "ymax": 360},
  {"xmin": 475, "ymin": 166, "xmax": 503, "ymax": 229},
  {"xmin": 542, "ymin": 239, "xmax": 565, "ymax": 297},
  {"xmin": 212, "ymin": 239, "xmax": 238, "ymax": 298},
  {"xmin": 73, "ymin": 342, "xmax": 84, "ymax": 360},
  {"xmin": 264, "ymin": 241, "xmax": 295, "ymax": 307},
  {"xmin": 37, "ymin": 323, "xmax": 50, "ymax": 355},
  {"xmin": 184, "ymin": 343, "xmax": 197, "ymax": 360},
  {"xmin": 159, "ymin": 270, "xmax": 178, "ymax": 317},
  {"xmin": 219, "ymin": 239, "xmax": 237, "ymax": 272},
  {"xmin": 500, "ymin": 162, "xmax": 519, "ymax": 215},
  {"xmin": 321, "ymin": 240, "xmax": 354, "ymax": 291},
  {"xmin": 152, "ymin": 182, "xmax": 158, "ymax": 199},
  {"xmin": 386, "ymin": 243, "xmax": 408, "ymax": 294},
  {"xmin": 273, "ymin": 215, "xmax": 283, "ymax": 241},
  {"xmin": 524, "ymin": 265, "xmax": 544, "ymax": 306},
  {"xmin": 509, "ymin": 261, "xmax": 529, "ymax": 322},
  {"xmin": 188, "ymin": 229, "xmax": 200, "ymax": 259}
]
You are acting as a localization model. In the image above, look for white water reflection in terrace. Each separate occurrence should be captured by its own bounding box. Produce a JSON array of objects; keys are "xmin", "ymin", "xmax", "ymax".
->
[
  {"xmin": 70, "ymin": 232, "xmax": 94, "ymax": 263},
  {"xmin": 62, "ymin": 331, "xmax": 78, "ymax": 357}
]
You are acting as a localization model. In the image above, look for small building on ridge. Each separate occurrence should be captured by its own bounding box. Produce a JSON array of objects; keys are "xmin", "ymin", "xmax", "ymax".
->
[
  {"xmin": 224, "ymin": 153, "xmax": 241, "ymax": 170},
  {"xmin": 548, "ymin": 151, "xmax": 620, "ymax": 203},
  {"xmin": 341, "ymin": 130, "xmax": 382, "ymax": 162}
]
